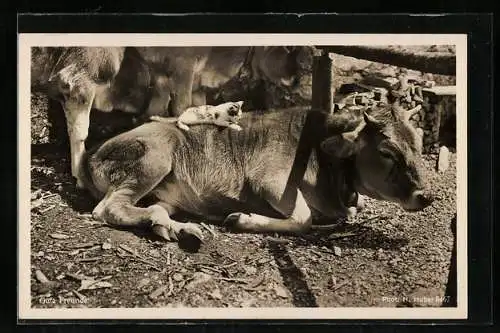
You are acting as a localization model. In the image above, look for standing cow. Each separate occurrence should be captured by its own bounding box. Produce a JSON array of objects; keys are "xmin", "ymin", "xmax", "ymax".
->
[
  {"xmin": 80, "ymin": 101, "xmax": 433, "ymax": 245},
  {"xmin": 31, "ymin": 46, "xmax": 312, "ymax": 188}
]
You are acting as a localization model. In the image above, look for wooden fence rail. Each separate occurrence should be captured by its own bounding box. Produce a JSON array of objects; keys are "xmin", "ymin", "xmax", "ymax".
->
[{"xmin": 316, "ymin": 46, "xmax": 456, "ymax": 76}]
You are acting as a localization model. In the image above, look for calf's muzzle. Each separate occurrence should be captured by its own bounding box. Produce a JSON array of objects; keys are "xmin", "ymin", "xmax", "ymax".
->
[{"xmin": 402, "ymin": 190, "xmax": 434, "ymax": 211}]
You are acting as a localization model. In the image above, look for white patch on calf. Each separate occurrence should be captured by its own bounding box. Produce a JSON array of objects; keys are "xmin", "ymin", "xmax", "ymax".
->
[{"xmin": 228, "ymin": 190, "xmax": 312, "ymax": 233}]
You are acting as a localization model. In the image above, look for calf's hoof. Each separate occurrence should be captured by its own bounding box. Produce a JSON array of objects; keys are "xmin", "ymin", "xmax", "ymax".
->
[
  {"xmin": 152, "ymin": 225, "xmax": 171, "ymax": 240},
  {"xmin": 152, "ymin": 224, "xmax": 203, "ymax": 252},
  {"xmin": 152, "ymin": 222, "xmax": 203, "ymax": 242},
  {"xmin": 224, "ymin": 212, "xmax": 243, "ymax": 229},
  {"xmin": 224, "ymin": 212, "xmax": 257, "ymax": 231},
  {"xmin": 178, "ymin": 229, "xmax": 203, "ymax": 253}
]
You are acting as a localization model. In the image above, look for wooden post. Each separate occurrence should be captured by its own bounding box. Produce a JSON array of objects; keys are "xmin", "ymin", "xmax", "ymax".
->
[
  {"xmin": 311, "ymin": 50, "xmax": 335, "ymax": 113},
  {"xmin": 421, "ymin": 86, "xmax": 456, "ymax": 154}
]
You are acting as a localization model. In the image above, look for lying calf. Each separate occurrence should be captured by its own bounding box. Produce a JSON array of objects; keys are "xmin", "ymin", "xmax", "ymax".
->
[{"xmin": 79, "ymin": 103, "xmax": 433, "ymax": 246}]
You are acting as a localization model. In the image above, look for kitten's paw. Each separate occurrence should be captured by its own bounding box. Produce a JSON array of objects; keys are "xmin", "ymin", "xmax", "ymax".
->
[
  {"xmin": 229, "ymin": 124, "xmax": 243, "ymax": 131},
  {"xmin": 177, "ymin": 123, "xmax": 190, "ymax": 131}
]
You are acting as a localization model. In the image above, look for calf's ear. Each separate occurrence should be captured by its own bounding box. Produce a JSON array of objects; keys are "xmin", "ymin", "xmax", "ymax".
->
[
  {"xmin": 236, "ymin": 101, "xmax": 244, "ymax": 108},
  {"xmin": 320, "ymin": 136, "xmax": 356, "ymax": 158},
  {"xmin": 363, "ymin": 111, "xmax": 384, "ymax": 132},
  {"xmin": 321, "ymin": 132, "xmax": 364, "ymax": 158},
  {"xmin": 320, "ymin": 121, "xmax": 366, "ymax": 158}
]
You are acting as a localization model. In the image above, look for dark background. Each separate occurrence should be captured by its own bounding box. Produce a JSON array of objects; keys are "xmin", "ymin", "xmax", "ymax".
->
[{"xmin": 2, "ymin": 12, "xmax": 494, "ymax": 333}]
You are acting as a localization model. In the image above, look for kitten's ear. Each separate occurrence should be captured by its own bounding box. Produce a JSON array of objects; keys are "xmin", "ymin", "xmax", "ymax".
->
[{"xmin": 236, "ymin": 101, "xmax": 244, "ymax": 108}]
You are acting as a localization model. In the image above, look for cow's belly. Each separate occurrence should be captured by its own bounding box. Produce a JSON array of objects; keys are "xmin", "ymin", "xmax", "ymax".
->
[
  {"xmin": 151, "ymin": 176, "xmax": 244, "ymax": 220},
  {"xmin": 151, "ymin": 179, "xmax": 201, "ymax": 215},
  {"xmin": 151, "ymin": 170, "xmax": 280, "ymax": 221}
]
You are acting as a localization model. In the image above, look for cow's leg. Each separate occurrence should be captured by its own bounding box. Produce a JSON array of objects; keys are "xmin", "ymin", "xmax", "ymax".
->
[
  {"xmin": 225, "ymin": 189, "xmax": 312, "ymax": 234},
  {"xmin": 191, "ymin": 90, "xmax": 206, "ymax": 106},
  {"xmin": 170, "ymin": 70, "xmax": 195, "ymax": 117},
  {"xmin": 62, "ymin": 86, "xmax": 95, "ymax": 189},
  {"xmin": 147, "ymin": 75, "xmax": 171, "ymax": 117}
]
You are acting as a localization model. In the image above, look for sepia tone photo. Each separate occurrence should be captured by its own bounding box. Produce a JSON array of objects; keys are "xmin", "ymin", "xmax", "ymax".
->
[{"xmin": 18, "ymin": 34, "xmax": 467, "ymax": 320}]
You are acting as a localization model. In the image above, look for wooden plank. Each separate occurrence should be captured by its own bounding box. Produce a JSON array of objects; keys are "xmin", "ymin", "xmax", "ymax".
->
[
  {"xmin": 317, "ymin": 46, "xmax": 456, "ymax": 76},
  {"xmin": 423, "ymin": 86, "xmax": 456, "ymax": 96}
]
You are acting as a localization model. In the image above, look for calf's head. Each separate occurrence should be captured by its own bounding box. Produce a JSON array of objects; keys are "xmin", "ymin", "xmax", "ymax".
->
[{"xmin": 321, "ymin": 103, "xmax": 433, "ymax": 212}]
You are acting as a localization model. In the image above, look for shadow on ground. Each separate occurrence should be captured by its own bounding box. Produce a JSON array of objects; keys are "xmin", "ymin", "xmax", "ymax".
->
[
  {"xmin": 295, "ymin": 221, "xmax": 409, "ymax": 251},
  {"xmin": 267, "ymin": 239, "xmax": 318, "ymax": 307}
]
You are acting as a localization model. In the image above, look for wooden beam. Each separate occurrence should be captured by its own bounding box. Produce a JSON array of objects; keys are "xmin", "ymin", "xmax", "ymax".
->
[
  {"xmin": 311, "ymin": 50, "xmax": 335, "ymax": 113},
  {"xmin": 423, "ymin": 86, "xmax": 456, "ymax": 96},
  {"xmin": 317, "ymin": 46, "xmax": 456, "ymax": 76}
]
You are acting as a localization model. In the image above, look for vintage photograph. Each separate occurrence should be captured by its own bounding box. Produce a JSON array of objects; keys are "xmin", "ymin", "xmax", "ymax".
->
[{"xmin": 18, "ymin": 34, "xmax": 466, "ymax": 320}]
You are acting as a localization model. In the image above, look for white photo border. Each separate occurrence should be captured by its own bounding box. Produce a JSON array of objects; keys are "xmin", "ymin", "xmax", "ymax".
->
[{"xmin": 18, "ymin": 33, "xmax": 467, "ymax": 320}]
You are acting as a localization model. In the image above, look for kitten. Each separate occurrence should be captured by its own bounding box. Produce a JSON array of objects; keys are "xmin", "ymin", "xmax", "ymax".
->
[{"xmin": 150, "ymin": 101, "xmax": 244, "ymax": 131}]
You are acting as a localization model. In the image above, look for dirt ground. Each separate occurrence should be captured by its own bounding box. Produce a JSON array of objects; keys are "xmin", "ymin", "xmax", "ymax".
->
[{"xmin": 29, "ymin": 101, "xmax": 456, "ymax": 310}]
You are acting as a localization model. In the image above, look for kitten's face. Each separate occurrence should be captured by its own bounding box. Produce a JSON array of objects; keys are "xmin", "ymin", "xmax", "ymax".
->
[{"xmin": 213, "ymin": 101, "xmax": 244, "ymax": 122}]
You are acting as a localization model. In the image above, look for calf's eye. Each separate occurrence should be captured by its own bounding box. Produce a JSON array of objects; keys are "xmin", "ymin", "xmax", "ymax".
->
[{"xmin": 379, "ymin": 150, "xmax": 394, "ymax": 160}]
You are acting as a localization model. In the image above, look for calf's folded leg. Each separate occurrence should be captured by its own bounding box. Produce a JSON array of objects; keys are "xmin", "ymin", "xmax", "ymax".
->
[
  {"xmin": 93, "ymin": 188, "xmax": 203, "ymax": 242},
  {"xmin": 88, "ymin": 138, "xmax": 203, "ymax": 243},
  {"xmin": 225, "ymin": 189, "xmax": 312, "ymax": 234}
]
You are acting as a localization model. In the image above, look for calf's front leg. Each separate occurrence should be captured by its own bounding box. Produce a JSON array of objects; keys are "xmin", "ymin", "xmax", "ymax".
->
[
  {"xmin": 225, "ymin": 189, "xmax": 312, "ymax": 234},
  {"xmin": 92, "ymin": 189, "xmax": 204, "ymax": 243}
]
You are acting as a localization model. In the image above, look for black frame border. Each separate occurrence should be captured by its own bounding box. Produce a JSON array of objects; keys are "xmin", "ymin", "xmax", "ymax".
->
[{"xmin": 8, "ymin": 12, "xmax": 495, "ymax": 331}]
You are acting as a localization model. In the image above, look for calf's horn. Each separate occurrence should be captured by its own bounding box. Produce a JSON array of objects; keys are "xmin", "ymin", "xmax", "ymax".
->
[
  {"xmin": 405, "ymin": 104, "xmax": 422, "ymax": 120},
  {"xmin": 392, "ymin": 100, "xmax": 423, "ymax": 122}
]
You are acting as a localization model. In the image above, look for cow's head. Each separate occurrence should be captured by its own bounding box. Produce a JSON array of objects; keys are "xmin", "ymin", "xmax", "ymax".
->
[
  {"xmin": 252, "ymin": 46, "xmax": 313, "ymax": 99},
  {"xmin": 321, "ymin": 103, "xmax": 433, "ymax": 212}
]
